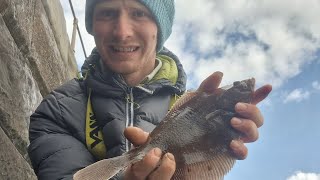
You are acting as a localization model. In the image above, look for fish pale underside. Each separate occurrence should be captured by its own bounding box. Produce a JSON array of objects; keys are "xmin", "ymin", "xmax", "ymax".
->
[{"xmin": 74, "ymin": 78, "xmax": 255, "ymax": 180}]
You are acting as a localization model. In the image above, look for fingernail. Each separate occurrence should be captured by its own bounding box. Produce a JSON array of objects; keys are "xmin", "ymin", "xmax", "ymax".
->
[
  {"xmin": 166, "ymin": 153, "xmax": 175, "ymax": 161},
  {"xmin": 236, "ymin": 103, "xmax": 247, "ymax": 111},
  {"xmin": 154, "ymin": 148, "xmax": 162, "ymax": 157},
  {"xmin": 231, "ymin": 117, "xmax": 242, "ymax": 125},
  {"xmin": 231, "ymin": 140, "xmax": 241, "ymax": 149},
  {"xmin": 215, "ymin": 71, "xmax": 223, "ymax": 78}
]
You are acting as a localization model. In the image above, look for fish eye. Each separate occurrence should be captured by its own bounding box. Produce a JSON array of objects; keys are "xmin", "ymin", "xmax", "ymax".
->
[{"xmin": 233, "ymin": 81, "xmax": 241, "ymax": 86}]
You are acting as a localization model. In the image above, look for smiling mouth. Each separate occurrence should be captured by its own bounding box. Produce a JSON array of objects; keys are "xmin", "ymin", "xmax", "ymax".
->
[{"xmin": 111, "ymin": 46, "xmax": 139, "ymax": 53}]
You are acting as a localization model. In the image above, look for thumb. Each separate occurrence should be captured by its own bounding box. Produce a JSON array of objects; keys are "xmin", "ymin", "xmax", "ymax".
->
[
  {"xmin": 124, "ymin": 127, "xmax": 149, "ymax": 147},
  {"xmin": 252, "ymin": 84, "xmax": 272, "ymax": 105},
  {"xmin": 198, "ymin": 71, "xmax": 223, "ymax": 93}
]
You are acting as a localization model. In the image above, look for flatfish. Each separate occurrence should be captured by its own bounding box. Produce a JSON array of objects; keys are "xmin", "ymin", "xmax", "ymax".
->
[{"xmin": 74, "ymin": 78, "xmax": 255, "ymax": 180}]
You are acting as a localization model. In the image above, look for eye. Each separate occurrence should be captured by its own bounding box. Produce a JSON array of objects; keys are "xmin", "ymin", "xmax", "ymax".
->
[
  {"xmin": 132, "ymin": 10, "xmax": 147, "ymax": 18},
  {"xmin": 97, "ymin": 9, "xmax": 118, "ymax": 19}
]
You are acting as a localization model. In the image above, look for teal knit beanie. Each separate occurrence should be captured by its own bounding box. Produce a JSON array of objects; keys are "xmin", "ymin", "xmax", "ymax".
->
[{"xmin": 85, "ymin": 0, "xmax": 175, "ymax": 52}]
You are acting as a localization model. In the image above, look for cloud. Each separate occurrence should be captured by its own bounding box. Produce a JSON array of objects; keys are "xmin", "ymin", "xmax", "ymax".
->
[
  {"xmin": 283, "ymin": 89, "xmax": 310, "ymax": 103},
  {"xmin": 287, "ymin": 171, "xmax": 320, "ymax": 180},
  {"xmin": 312, "ymin": 81, "xmax": 320, "ymax": 90},
  {"xmin": 60, "ymin": 0, "xmax": 320, "ymax": 89},
  {"xmin": 166, "ymin": 0, "xmax": 320, "ymax": 88}
]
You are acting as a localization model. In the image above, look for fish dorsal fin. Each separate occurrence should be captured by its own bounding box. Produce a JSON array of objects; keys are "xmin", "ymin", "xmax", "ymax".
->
[
  {"xmin": 172, "ymin": 152, "xmax": 235, "ymax": 180},
  {"xmin": 169, "ymin": 91, "xmax": 198, "ymax": 114}
]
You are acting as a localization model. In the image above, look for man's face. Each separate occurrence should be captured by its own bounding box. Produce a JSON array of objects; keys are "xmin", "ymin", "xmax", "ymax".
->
[{"xmin": 92, "ymin": 0, "xmax": 158, "ymax": 77}]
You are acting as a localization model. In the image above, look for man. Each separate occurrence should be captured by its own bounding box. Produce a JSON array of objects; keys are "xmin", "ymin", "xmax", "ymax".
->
[{"xmin": 28, "ymin": 0, "xmax": 272, "ymax": 179}]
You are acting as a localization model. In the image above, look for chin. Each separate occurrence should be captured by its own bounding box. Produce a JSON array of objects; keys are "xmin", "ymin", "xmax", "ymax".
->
[{"xmin": 109, "ymin": 65, "xmax": 136, "ymax": 75}]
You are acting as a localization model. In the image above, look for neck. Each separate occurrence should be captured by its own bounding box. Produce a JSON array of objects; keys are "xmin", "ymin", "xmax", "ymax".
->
[
  {"xmin": 121, "ymin": 73, "xmax": 145, "ymax": 87},
  {"xmin": 121, "ymin": 60, "xmax": 157, "ymax": 87}
]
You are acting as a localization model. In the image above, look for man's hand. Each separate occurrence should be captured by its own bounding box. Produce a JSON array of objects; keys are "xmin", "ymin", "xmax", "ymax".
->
[
  {"xmin": 198, "ymin": 71, "xmax": 272, "ymax": 160},
  {"xmin": 122, "ymin": 71, "xmax": 272, "ymax": 180},
  {"xmin": 123, "ymin": 127, "xmax": 176, "ymax": 180}
]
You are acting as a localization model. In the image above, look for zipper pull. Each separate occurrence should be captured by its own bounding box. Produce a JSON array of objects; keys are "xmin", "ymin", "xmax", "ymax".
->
[{"xmin": 136, "ymin": 85, "xmax": 154, "ymax": 95}]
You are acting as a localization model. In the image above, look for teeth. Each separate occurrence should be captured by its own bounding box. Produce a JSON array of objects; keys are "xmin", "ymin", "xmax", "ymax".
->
[{"xmin": 113, "ymin": 46, "xmax": 137, "ymax": 52}]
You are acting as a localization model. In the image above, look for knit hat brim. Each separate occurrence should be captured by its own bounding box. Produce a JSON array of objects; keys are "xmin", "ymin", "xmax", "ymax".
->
[{"xmin": 85, "ymin": 0, "xmax": 175, "ymax": 52}]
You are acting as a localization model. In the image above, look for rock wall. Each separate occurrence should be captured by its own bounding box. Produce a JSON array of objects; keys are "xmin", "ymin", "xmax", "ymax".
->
[{"xmin": 0, "ymin": 0, "xmax": 78, "ymax": 179}]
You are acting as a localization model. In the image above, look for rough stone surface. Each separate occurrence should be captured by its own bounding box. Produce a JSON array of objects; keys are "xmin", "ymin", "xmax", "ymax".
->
[
  {"xmin": 42, "ymin": 0, "xmax": 78, "ymax": 79},
  {"xmin": 0, "ymin": 11, "xmax": 42, "ymax": 159},
  {"xmin": 1, "ymin": 0, "xmax": 77, "ymax": 96},
  {"xmin": 0, "ymin": 127, "xmax": 37, "ymax": 180},
  {"xmin": 0, "ymin": 128, "xmax": 37, "ymax": 180},
  {"xmin": 0, "ymin": 14, "xmax": 42, "ymax": 178},
  {"xmin": 0, "ymin": 0, "xmax": 78, "ymax": 178}
]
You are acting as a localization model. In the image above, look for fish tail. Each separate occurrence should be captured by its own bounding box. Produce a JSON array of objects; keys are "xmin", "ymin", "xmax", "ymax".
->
[{"xmin": 73, "ymin": 153, "xmax": 131, "ymax": 180}]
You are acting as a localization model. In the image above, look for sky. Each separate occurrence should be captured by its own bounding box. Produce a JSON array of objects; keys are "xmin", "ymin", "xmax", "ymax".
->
[{"xmin": 60, "ymin": 0, "xmax": 320, "ymax": 179}]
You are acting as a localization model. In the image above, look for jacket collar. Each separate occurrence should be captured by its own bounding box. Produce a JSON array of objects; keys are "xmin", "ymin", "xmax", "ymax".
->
[{"xmin": 81, "ymin": 47, "xmax": 187, "ymax": 97}]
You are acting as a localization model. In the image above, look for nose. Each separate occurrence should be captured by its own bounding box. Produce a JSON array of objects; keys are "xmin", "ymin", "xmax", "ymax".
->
[{"xmin": 112, "ymin": 13, "xmax": 133, "ymax": 41}]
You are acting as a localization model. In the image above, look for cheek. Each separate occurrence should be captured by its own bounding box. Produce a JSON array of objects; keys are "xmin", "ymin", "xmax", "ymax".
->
[
  {"xmin": 94, "ymin": 35, "xmax": 103, "ymax": 48},
  {"xmin": 92, "ymin": 28, "xmax": 103, "ymax": 37},
  {"xmin": 93, "ymin": 26, "xmax": 107, "ymax": 46},
  {"xmin": 153, "ymin": 27, "xmax": 157, "ymax": 41},
  {"xmin": 92, "ymin": 22, "xmax": 108, "ymax": 36},
  {"xmin": 151, "ymin": 29, "xmax": 157, "ymax": 44},
  {"xmin": 154, "ymin": 33, "xmax": 158, "ymax": 49},
  {"xmin": 149, "ymin": 24, "xmax": 157, "ymax": 42}
]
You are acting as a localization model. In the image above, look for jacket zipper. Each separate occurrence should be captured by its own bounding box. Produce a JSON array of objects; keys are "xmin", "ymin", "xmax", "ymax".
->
[
  {"xmin": 113, "ymin": 77, "xmax": 156, "ymax": 152},
  {"xmin": 112, "ymin": 77, "xmax": 133, "ymax": 152},
  {"xmin": 125, "ymin": 88, "xmax": 134, "ymax": 152},
  {"xmin": 124, "ymin": 86, "xmax": 156, "ymax": 151}
]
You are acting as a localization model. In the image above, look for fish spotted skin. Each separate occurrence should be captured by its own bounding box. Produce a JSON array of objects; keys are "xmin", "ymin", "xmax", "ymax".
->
[{"xmin": 74, "ymin": 78, "xmax": 255, "ymax": 180}]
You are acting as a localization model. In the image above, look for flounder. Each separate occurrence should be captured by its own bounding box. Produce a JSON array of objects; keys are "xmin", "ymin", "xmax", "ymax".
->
[{"xmin": 74, "ymin": 78, "xmax": 255, "ymax": 180}]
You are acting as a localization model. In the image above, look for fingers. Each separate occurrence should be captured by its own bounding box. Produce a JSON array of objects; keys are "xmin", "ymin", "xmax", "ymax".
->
[
  {"xmin": 124, "ymin": 127, "xmax": 149, "ymax": 147},
  {"xmin": 252, "ymin": 84, "xmax": 272, "ymax": 105},
  {"xmin": 232, "ymin": 103, "xmax": 262, "ymax": 143},
  {"xmin": 125, "ymin": 148, "xmax": 162, "ymax": 179},
  {"xmin": 231, "ymin": 117, "xmax": 259, "ymax": 143},
  {"xmin": 147, "ymin": 153, "xmax": 176, "ymax": 180},
  {"xmin": 230, "ymin": 140, "xmax": 248, "ymax": 160},
  {"xmin": 235, "ymin": 103, "xmax": 264, "ymax": 127},
  {"xmin": 198, "ymin": 73, "xmax": 272, "ymax": 102},
  {"xmin": 230, "ymin": 102, "xmax": 262, "ymax": 159},
  {"xmin": 198, "ymin": 71, "xmax": 223, "ymax": 93},
  {"xmin": 124, "ymin": 148, "xmax": 176, "ymax": 180}
]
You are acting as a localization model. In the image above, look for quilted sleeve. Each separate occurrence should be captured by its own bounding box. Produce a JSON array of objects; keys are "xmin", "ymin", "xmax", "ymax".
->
[{"xmin": 28, "ymin": 92, "xmax": 95, "ymax": 180}]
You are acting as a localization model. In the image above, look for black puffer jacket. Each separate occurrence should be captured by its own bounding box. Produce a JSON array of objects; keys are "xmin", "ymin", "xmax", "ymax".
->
[{"xmin": 28, "ymin": 48, "xmax": 187, "ymax": 180}]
